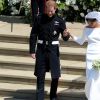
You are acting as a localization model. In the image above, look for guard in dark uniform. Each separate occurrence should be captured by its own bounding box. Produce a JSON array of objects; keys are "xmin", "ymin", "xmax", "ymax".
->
[
  {"xmin": 29, "ymin": 0, "xmax": 70, "ymax": 100},
  {"xmin": 31, "ymin": 0, "xmax": 46, "ymax": 23}
]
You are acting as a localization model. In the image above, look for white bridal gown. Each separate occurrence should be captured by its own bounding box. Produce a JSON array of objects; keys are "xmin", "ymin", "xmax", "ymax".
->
[{"xmin": 73, "ymin": 27, "xmax": 100, "ymax": 100}]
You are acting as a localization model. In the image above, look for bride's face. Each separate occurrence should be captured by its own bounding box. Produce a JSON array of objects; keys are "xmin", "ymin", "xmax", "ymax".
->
[{"xmin": 86, "ymin": 18, "xmax": 99, "ymax": 28}]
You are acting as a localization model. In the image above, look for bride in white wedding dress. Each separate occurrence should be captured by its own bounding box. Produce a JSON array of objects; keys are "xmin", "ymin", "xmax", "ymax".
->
[{"xmin": 68, "ymin": 11, "xmax": 100, "ymax": 100}]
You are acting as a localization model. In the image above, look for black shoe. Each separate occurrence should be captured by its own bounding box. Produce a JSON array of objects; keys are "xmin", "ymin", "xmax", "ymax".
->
[{"xmin": 50, "ymin": 98, "xmax": 57, "ymax": 100}]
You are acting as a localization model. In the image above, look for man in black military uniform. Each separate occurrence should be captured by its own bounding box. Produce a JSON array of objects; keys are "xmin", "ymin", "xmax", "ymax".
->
[{"xmin": 29, "ymin": 0, "xmax": 70, "ymax": 100}]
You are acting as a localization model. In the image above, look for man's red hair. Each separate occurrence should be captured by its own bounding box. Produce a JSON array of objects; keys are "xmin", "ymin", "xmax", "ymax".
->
[{"xmin": 45, "ymin": 0, "xmax": 57, "ymax": 9}]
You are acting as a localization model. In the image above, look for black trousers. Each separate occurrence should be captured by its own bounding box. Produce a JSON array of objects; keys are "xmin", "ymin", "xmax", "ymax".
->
[
  {"xmin": 31, "ymin": 0, "xmax": 45, "ymax": 22},
  {"xmin": 36, "ymin": 75, "xmax": 59, "ymax": 100}
]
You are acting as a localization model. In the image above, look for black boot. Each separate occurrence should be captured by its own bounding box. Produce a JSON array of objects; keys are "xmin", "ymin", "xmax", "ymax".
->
[{"xmin": 50, "ymin": 98, "xmax": 57, "ymax": 100}]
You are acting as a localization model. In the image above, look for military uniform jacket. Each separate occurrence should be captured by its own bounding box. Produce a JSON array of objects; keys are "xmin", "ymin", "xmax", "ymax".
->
[{"xmin": 29, "ymin": 14, "xmax": 70, "ymax": 78}]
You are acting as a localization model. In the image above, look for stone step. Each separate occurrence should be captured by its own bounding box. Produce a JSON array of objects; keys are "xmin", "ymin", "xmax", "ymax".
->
[
  {"xmin": 0, "ymin": 82, "xmax": 47, "ymax": 99},
  {"xmin": 0, "ymin": 48, "xmax": 85, "ymax": 61},
  {"xmin": 0, "ymin": 21, "xmax": 86, "ymax": 48},
  {"xmin": 60, "ymin": 46, "xmax": 86, "ymax": 61},
  {"xmin": 58, "ymin": 89, "xmax": 87, "ymax": 100},
  {"xmin": 0, "ymin": 20, "xmax": 87, "ymax": 100},
  {"xmin": 0, "ymin": 68, "xmax": 85, "ymax": 88},
  {"xmin": 0, "ymin": 34, "xmax": 29, "ymax": 44},
  {"xmin": 0, "ymin": 15, "xmax": 25, "ymax": 23},
  {"xmin": 0, "ymin": 61, "xmax": 85, "ymax": 75},
  {"xmin": 0, "ymin": 42, "xmax": 86, "ymax": 61},
  {"xmin": 0, "ymin": 20, "xmax": 30, "ymax": 37},
  {"xmin": 0, "ymin": 55, "xmax": 85, "ymax": 75},
  {"xmin": 0, "ymin": 21, "xmax": 84, "ymax": 37},
  {"xmin": 0, "ymin": 42, "xmax": 86, "ymax": 53},
  {"xmin": 0, "ymin": 34, "xmax": 87, "ymax": 47},
  {"xmin": 0, "ymin": 82, "xmax": 86, "ymax": 100}
]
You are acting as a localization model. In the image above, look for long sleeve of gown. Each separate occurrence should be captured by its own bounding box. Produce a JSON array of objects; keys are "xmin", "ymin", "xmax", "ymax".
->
[{"xmin": 73, "ymin": 28, "xmax": 87, "ymax": 45}]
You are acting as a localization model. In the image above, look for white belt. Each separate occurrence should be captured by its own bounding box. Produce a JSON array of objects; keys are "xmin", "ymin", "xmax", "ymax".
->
[{"xmin": 37, "ymin": 40, "xmax": 59, "ymax": 45}]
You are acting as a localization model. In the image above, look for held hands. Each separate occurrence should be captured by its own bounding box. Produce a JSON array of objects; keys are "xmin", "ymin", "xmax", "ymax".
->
[
  {"xmin": 63, "ymin": 29, "xmax": 74, "ymax": 39},
  {"xmin": 31, "ymin": 53, "xmax": 36, "ymax": 59}
]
